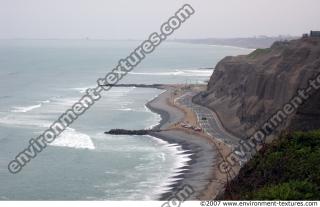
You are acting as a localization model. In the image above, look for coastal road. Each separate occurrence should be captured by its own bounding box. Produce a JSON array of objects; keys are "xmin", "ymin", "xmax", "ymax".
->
[{"xmin": 175, "ymin": 92, "xmax": 241, "ymax": 147}]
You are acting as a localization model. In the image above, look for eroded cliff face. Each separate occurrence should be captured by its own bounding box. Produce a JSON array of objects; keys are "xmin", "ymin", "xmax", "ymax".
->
[{"xmin": 194, "ymin": 38, "xmax": 320, "ymax": 138}]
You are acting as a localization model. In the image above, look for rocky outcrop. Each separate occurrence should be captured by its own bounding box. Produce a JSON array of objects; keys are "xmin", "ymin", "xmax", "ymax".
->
[
  {"xmin": 194, "ymin": 37, "xmax": 320, "ymax": 139},
  {"xmin": 101, "ymin": 83, "xmax": 165, "ymax": 88}
]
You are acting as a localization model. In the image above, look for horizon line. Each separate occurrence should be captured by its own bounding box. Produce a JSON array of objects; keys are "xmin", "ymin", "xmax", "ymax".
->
[{"xmin": 0, "ymin": 35, "xmax": 300, "ymax": 41}]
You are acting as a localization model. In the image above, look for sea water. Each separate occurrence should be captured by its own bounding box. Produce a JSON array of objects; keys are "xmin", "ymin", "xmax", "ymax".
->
[{"xmin": 0, "ymin": 40, "xmax": 252, "ymax": 200}]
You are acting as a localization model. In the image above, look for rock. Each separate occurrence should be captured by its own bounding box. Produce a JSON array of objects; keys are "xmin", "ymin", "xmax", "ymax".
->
[
  {"xmin": 194, "ymin": 37, "xmax": 320, "ymax": 139},
  {"xmin": 105, "ymin": 129, "xmax": 160, "ymax": 135}
]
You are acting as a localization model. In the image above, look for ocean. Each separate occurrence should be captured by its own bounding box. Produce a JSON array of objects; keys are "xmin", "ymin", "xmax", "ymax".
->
[{"xmin": 0, "ymin": 40, "xmax": 252, "ymax": 200}]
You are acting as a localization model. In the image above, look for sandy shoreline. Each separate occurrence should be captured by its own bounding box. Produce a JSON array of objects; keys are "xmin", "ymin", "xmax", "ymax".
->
[{"xmin": 146, "ymin": 87, "xmax": 235, "ymax": 200}]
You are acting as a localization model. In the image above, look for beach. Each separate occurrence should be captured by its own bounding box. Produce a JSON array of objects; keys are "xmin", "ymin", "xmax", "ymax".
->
[{"xmin": 146, "ymin": 86, "xmax": 240, "ymax": 200}]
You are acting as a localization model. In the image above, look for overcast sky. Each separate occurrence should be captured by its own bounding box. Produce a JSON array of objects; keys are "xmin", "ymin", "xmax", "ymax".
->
[{"xmin": 1, "ymin": 0, "xmax": 320, "ymax": 39}]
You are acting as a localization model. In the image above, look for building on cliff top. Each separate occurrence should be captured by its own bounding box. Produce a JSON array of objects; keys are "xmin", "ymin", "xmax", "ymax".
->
[
  {"xmin": 310, "ymin": 31, "xmax": 320, "ymax": 37},
  {"xmin": 302, "ymin": 33, "xmax": 309, "ymax": 38},
  {"xmin": 302, "ymin": 31, "xmax": 320, "ymax": 38}
]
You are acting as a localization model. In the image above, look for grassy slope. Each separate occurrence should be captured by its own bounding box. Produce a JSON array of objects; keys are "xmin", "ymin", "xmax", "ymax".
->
[{"xmin": 223, "ymin": 130, "xmax": 320, "ymax": 200}]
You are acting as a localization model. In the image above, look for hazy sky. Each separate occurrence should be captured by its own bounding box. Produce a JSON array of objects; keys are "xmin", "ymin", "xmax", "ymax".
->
[{"xmin": 1, "ymin": 0, "xmax": 320, "ymax": 39}]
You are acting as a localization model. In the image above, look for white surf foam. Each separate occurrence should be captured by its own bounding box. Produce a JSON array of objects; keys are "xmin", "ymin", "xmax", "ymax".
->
[
  {"xmin": 129, "ymin": 69, "xmax": 213, "ymax": 77},
  {"xmin": 52, "ymin": 97, "xmax": 79, "ymax": 106},
  {"xmin": 0, "ymin": 112, "xmax": 95, "ymax": 150},
  {"xmin": 145, "ymin": 135, "xmax": 192, "ymax": 200},
  {"xmin": 144, "ymin": 105, "xmax": 161, "ymax": 130},
  {"xmin": 39, "ymin": 99, "xmax": 51, "ymax": 104},
  {"xmin": 50, "ymin": 127, "xmax": 95, "ymax": 150},
  {"xmin": 0, "ymin": 114, "xmax": 51, "ymax": 128},
  {"xmin": 130, "ymin": 71, "xmax": 183, "ymax": 76},
  {"xmin": 70, "ymin": 87, "xmax": 91, "ymax": 94},
  {"xmin": 143, "ymin": 90, "xmax": 165, "ymax": 130},
  {"xmin": 108, "ymin": 87, "xmax": 136, "ymax": 95},
  {"xmin": 11, "ymin": 104, "xmax": 42, "ymax": 113},
  {"xmin": 11, "ymin": 97, "xmax": 53, "ymax": 113},
  {"xmin": 116, "ymin": 108, "xmax": 133, "ymax": 111}
]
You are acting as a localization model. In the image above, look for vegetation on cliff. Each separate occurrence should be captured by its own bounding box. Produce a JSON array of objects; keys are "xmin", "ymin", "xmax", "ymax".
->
[{"xmin": 223, "ymin": 130, "xmax": 320, "ymax": 200}]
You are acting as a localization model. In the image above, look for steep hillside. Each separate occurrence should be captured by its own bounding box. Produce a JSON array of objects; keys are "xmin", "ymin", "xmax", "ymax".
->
[
  {"xmin": 194, "ymin": 37, "xmax": 320, "ymax": 138},
  {"xmin": 223, "ymin": 130, "xmax": 320, "ymax": 200}
]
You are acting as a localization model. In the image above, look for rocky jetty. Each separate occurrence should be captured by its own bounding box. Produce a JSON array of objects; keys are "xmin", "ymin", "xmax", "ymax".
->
[
  {"xmin": 105, "ymin": 129, "xmax": 160, "ymax": 135},
  {"xmin": 100, "ymin": 83, "xmax": 165, "ymax": 89}
]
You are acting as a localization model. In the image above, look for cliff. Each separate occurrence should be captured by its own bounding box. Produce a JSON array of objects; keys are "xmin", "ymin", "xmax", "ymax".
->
[{"xmin": 194, "ymin": 37, "xmax": 320, "ymax": 139}]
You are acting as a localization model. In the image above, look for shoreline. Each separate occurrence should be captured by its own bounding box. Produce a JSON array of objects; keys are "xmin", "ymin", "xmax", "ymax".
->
[
  {"xmin": 146, "ymin": 87, "xmax": 230, "ymax": 200},
  {"xmin": 145, "ymin": 90, "xmax": 170, "ymax": 130}
]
